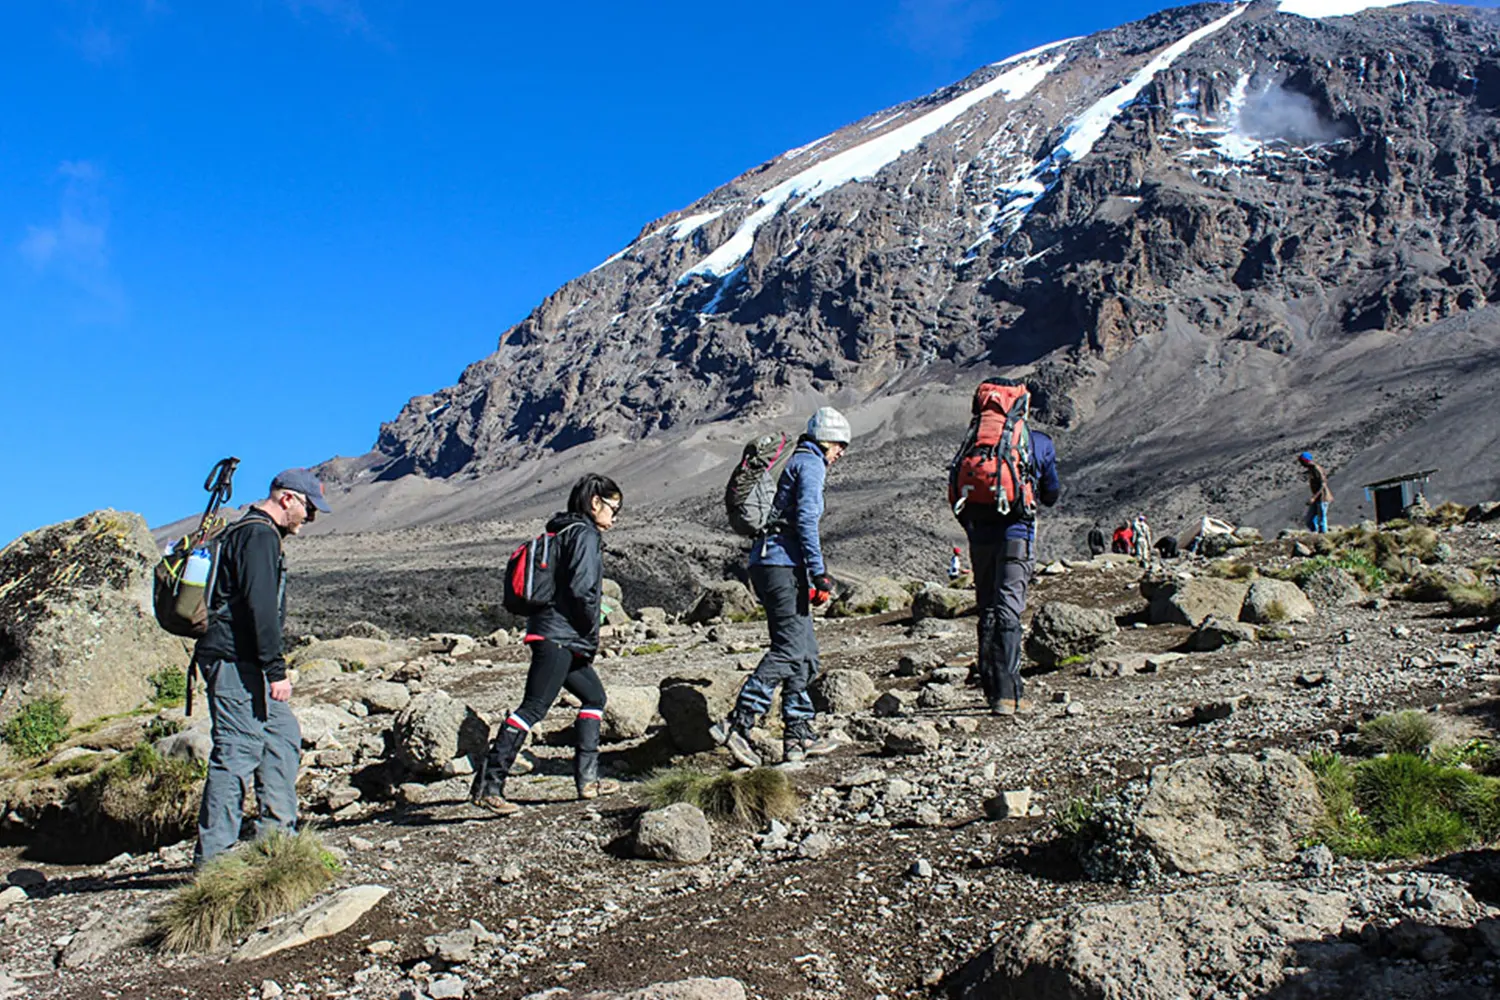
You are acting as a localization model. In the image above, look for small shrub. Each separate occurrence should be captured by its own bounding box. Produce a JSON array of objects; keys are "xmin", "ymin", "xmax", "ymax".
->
[
  {"xmin": 726, "ymin": 607, "xmax": 767, "ymax": 623},
  {"xmin": 149, "ymin": 668, "xmax": 188, "ymax": 708},
  {"xmin": 344, "ymin": 659, "xmax": 366, "ymax": 673},
  {"xmin": 80, "ymin": 742, "xmax": 206, "ymax": 850},
  {"xmin": 1431, "ymin": 738, "xmax": 1498, "ymax": 773},
  {"xmin": 642, "ymin": 766, "xmax": 798, "ymax": 827},
  {"xmin": 1209, "ymin": 560, "xmax": 1256, "ymax": 580},
  {"xmin": 827, "ymin": 595, "xmax": 893, "ymax": 619},
  {"xmin": 1262, "ymin": 599, "xmax": 1289, "ymax": 623},
  {"xmin": 1431, "ymin": 501, "xmax": 1471, "ymax": 528},
  {"xmin": 624, "ymin": 642, "xmax": 672, "ymax": 657},
  {"xmin": 1359, "ymin": 710, "xmax": 1438, "ymax": 756},
  {"xmin": 1056, "ymin": 653, "xmax": 1090, "ymax": 667},
  {"xmin": 1447, "ymin": 583, "xmax": 1500, "ymax": 619},
  {"xmin": 1279, "ymin": 553, "xmax": 1386, "ymax": 592},
  {"xmin": 154, "ymin": 828, "xmax": 340, "ymax": 953},
  {"xmin": 143, "ymin": 717, "xmax": 183, "ymax": 742},
  {"xmin": 2, "ymin": 696, "xmax": 71, "ymax": 758}
]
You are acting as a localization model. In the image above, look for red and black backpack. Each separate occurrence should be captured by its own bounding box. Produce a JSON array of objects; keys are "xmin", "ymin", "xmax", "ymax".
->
[
  {"xmin": 947, "ymin": 380, "xmax": 1037, "ymax": 520},
  {"xmin": 503, "ymin": 523, "xmax": 584, "ymax": 615}
]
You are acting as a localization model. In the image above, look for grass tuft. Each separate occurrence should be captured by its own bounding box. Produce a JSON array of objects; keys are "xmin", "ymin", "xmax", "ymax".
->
[
  {"xmin": 641, "ymin": 766, "xmax": 798, "ymax": 827},
  {"xmin": 2, "ymin": 696, "xmax": 70, "ymax": 758},
  {"xmin": 1307, "ymin": 750, "xmax": 1500, "ymax": 860},
  {"xmin": 1359, "ymin": 710, "xmax": 1438, "ymax": 756},
  {"xmin": 1209, "ymin": 560, "xmax": 1256, "ymax": 580},
  {"xmin": 154, "ymin": 828, "xmax": 340, "ymax": 953},
  {"xmin": 1262, "ymin": 599, "xmax": 1289, "ymax": 623},
  {"xmin": 623, "ymin": 642, "xmax": 673, "ymax": 657}
]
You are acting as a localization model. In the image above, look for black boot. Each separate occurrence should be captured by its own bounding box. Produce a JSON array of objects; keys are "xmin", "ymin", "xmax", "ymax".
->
[
  {"xmin": 573, "ymin": 714, "xmax": 619, "ymax": 799},
  {"xmin": 471, "ymin": 722, "xmax": 527, "ymax": 815}
]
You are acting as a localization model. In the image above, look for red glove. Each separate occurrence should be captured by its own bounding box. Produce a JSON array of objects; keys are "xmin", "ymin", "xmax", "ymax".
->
[{"xmin": 809, "ymin": 573, "xmax": 835, "ymax": 606}]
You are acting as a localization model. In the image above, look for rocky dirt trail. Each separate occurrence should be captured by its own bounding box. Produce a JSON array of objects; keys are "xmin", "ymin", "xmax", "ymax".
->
[{"xmin": 3, "ymin": 517, "xmax": 1500, "ymax": 999}]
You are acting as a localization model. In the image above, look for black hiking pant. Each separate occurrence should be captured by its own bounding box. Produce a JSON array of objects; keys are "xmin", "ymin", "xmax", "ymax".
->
[{"xmin": 971, "ymin": 536, "xmax": 1034, "ymax": 704}]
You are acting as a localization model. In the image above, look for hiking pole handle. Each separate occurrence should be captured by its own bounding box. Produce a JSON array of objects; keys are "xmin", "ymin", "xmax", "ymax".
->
[{"xmin": 198, "ymin": 457, "xmax": 241, "ymax": 531}]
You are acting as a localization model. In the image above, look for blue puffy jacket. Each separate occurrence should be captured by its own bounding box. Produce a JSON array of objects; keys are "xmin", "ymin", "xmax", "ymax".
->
[{"xmin": 750, "ymin": 440, "xmax": 829, "ymax": 575}]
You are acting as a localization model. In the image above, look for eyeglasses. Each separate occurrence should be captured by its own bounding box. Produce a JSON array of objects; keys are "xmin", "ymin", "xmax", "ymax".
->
[
  {"xmin": 297, "ymin": 493, "xmax": 318, "ymax": 521},
  {"xmin": 600, "ymin": 497, "xmax": 621, "ymax": 515}
]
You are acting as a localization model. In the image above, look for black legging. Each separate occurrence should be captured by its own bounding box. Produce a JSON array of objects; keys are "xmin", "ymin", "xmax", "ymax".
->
[{"xmin": 508, "ymin": 638, "xmax": 606, "ymax": 732}]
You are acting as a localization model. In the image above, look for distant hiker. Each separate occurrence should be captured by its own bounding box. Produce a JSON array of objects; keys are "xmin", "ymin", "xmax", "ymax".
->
[
  {"xmin": 711, "ymin": 407, "xmax": 851, "ymax": 766},
  {"xmin": 1155, "ymin": 535, "xmax": 1179, "ymax": 560},
  {"xmin": 471, "ymin": 474, "xmax": 624, "ymax": 815},
  {"xmin": 1132, "ymin": 513, "xmax": 1154, "ymax": 568},
  {"xmin": 1111, "ymin": 524, "xmax": 1133, "ymax": 554},
  {"xmin": 947, "ymin": 381, "xmax": 1061, "ymax": 716},
  {"xmin": 948, "ymin": 547, "xmax": 965, "ymax": 581},
  {"xmin": 1087, "ymin": 522, "xmax": 1106, "ymax": 558},
  {"xmin": 194, "ymin": 468, "xmax": 330, "ymax": 867},
  {"xmin": 1299, "ymin": 451, "xmax": 1332, "ymax": 534}
]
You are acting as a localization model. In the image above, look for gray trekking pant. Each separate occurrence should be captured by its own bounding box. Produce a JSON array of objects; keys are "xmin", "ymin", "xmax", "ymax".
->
[
  {"xmin": 194, "ymin": 659, "xmax": 302, "ymax": 867},
  {"xmin": 972, "ymin": 537, "xmax": 1035, "ymax": 704},
  {"xmin": 731, "ymin": 564, "xmax": 819, "ymax": 740}
]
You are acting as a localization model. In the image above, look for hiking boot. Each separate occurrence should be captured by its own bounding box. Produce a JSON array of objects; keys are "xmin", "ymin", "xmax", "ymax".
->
[
  {"xmin": 785, "ymin": 735, "xmax": 839, "ymax": 761},
  {"xmin": 473, "ymin": 793, "xmax": 522, "ymax": 816},
  {"xmin": 724, "ymin": 729, "xmax": 762, "ymax": 768},
  {"xmin": 990, "ymin": 698, "xmax": 1034, "ymax": 716},
  {"xmin": 708, "ymin": 718, "xmax": 733, "ymax": 747},
  {"xmin": 577, "ymin": 779, "xmax": 621, "ymax": 800}
]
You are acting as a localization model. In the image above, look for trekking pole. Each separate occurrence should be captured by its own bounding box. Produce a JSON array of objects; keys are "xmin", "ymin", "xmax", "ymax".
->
[{"xmin": 196, "ymin": 457, "xmax": 240, "ymax": 538}]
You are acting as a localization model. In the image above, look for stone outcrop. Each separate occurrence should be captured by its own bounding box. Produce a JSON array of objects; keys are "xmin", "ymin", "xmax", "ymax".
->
[
  {"xmin": 391, "ymin": 691, "xmax": 489, "ymax": 776},
  {"xmin": 0, "ymin": 510, "xmax": 189, "ymax": 724},
  {"xmin": 1024, "ymin": 602, "xmax": 1118, "ymax": 668},
  {"xmin": 1142, "ymin": 577, "xmax": 1249, "ymax": 628},
  {"xmin": 1242, "ymin": 578, "xmax": 1317, "ymax": 625}
]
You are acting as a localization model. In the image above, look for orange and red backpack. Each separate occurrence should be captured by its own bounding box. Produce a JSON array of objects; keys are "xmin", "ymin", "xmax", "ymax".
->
[{"xmin": 947, "ymin": 380, "xmax": 1037, "ymax": 519}]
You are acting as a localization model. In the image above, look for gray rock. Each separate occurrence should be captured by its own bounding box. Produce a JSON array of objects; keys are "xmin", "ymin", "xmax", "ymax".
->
[
  {"xmin": 339, "ymin": 621, "xmax": 391, "ymax": 641},
  {"xmin": 657, "ymin": 672, "xmax": 743, "ymax": 753},
  {"xmin": 1242, "ymin": 579, "xmax": 1316, "ymax": 624},
  {"xmin": 155, "ymin": 728, "xmax": 213, "ymax": 764},
  {"xmin": 895, "ymin": 650, "xmax": 943, "ymax": 676},
  {"xmin": 293, "ymin": 704, "xmax": 359, "ymax": 748},
  {"xmin": 917, "ymin": 682, "xmax": 964, "ymax": 709},
  {"xmin": 683, "ymin": 581, "xmax": 758, "ymax": 624},
  {"xmin": 798, "ymin": 832, "xmax": 835, "ymax": 859},
  {"xmin": 603, "ymin": 684, "xmax": 660, "ymax": 740},
  {"xmin": 1299, "ymin": 566, "xmax": 1365, "ymax": 607},
  {"xmin": 536, "ymin": 978, "xmax": 747, "ymax": 1000},
  {"xmin": 1133, "ymin": 751, "xmax": 1324, "ymax": 874},
  {"xmin": 293, "ymin": 658, "xmax": 344, "ymax": 686},
  {"xmin": 288, "ymin": 637, "xmax": 402, "ymax": 671},
  {"xmin": 873, "ymin": 691, "xmax": 908, "ymax": 717},
  {"xmin": 1185, "ymin": 616, "xmax": 1257, "ymax": 652},
  {"xmin": 60, "ymin": 904, "xmax": 155, "ymax": 968},
  {"xmin": 955, "ymin": 883, "xmax": 1354, "ymax": 1000},
  {"xmin": 911, "ymin": 584, "xmax": 976, "ymax": 621},
  {"xmin": 0, "ymin": 886, "xmax": 27, "ymax": 910},
  {"xmin": 1024, "ymin": 602, "xmax": 1118, "ymax": 668},
  {"xmin": 983, "ymin": 788, "xmax": 1032, "ymax": 820},
  {"xmin": 835, "ymin": 576, "xmax": 912, "ymax": 614},
  {"xmin": 362, "ymin": 680, "xmax": 412, "ymax": 714},
  {"xmin": 1299, "ymin": 844, "xmax": 1335, "ymax": 877},
  {"xmin": 634, "ymin": 803, "xmax": 712, "ymax": 863},
  {"xmin": 0, "ymin": 509, "xmax": 191, "ymax": 725},
  {"xmin": 637, "ymin": 606, "xmax": 670, "ymax": 625},
  {"xmin": 233, "ymin": 885, "xmax": 390, "ymax": 962},
  {"xmin": 881, "ymin": 720, "xmax": 942, "ymax": 756},
  {"xmin": 391, "ymin": 691, "xmax": 490, "ymax": 776},
  {"xmin": 810, "ymin": 669, "xmax": 877, "ymax": 714},
  {"xmin": 1141, "ymin": 577, "xmax": 1249, "ymax": 627},
  {"xmin": 429, "ymin": 975, "xmax": 466, "ymax": 999}
]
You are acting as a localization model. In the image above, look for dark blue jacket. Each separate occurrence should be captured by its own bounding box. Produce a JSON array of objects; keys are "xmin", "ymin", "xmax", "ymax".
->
[
  {"xmin": 749, "ymin": 440, "xmax": 828, "ymax": 575},
  {"xmin": 960, "ymin": 430, "xmax": 1061, "ymax": 545}
]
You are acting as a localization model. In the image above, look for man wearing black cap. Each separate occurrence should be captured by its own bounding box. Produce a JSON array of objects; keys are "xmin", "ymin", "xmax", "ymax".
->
[{"xmin": 193, "ymin": 468, "xmax": 331, "ymax": 867}]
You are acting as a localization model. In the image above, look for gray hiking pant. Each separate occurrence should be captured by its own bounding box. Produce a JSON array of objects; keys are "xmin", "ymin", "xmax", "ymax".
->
[
  {"xmin": 732, "ymin": 564, "xmax": 818, "ymax": 740},
  {"xmin": 194, "ymin": 659, "xmax": 302, "ymax": 867},
  {"xmin": 972, "ymin": 537, "xmax": 1035, "ymax": 704}
]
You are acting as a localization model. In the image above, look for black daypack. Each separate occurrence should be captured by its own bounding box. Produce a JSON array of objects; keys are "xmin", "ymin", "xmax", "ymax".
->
[
  {"xmin": 503, "ymin": 522, "xmax": 585, "ymax": 615},
  {"xmin": 153, "ymin": 458, "xmax": 242, "ymax": 638},
  {"xmin": 724, "ymin": 433, "xmax": 792, "ymax": 537}
]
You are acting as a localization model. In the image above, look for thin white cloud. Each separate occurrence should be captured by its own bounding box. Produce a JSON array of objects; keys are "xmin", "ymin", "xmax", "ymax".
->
[{"xmin": 19, "ymin": 161, "xmax": 125, "ymax": 319}]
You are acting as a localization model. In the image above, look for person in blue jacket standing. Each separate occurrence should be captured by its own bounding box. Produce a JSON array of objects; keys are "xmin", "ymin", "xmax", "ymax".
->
[
  {"xmin": 711, "ymin": 407, "xmax": 851, "ymax": 767},
  {"xmin": 960, "ymin": 422, "xmax": 1061, "ymax": 716}
]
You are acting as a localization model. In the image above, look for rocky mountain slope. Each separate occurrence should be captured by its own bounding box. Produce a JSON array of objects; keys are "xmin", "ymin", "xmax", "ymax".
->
[{"xmin": 343, "ymin": 0, "xmax": 1500, "ymax": 538}]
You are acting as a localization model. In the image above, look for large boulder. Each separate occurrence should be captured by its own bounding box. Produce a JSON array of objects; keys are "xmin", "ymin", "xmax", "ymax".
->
[
  {"xmin": 1299, "ymin": 565, "xmax": 1365, "ymax": 607},
  {"xmin": 833, "ymin": 576, "xmax": 912, "ymax": 615},
  {"xmin": 293, "ymin": 704, "xmax": 359, "ymax": 748},
  {"xmin": 911, "ymin": 584, "xmax": 977, "ymax": 621},
  {"xmin": 954, "ymin": 882, "xmax": 1356, "ymax": 1000},
  {"xmin": 634, "ymin": 802, "xmax": 712, "ymax": 863},
  {"xmin": 657, "ymin": 672, "xmax": 744, "ymax": 753},
  {"xmin": 603, "ymin": 684, "xmax": 660, "ymax": 741},
  {"xmin": 0, "ymin": 510, "xmax": 190, "ymax": 725},
  {"xmin": 1142, "ymin": 577, "xmax": 1249, "ymax": 627},
  {"xmin": 810, "ymin": 669, "xmax": 877, "ymax": 715},
  {"xmin": 1133, "ymin": 750, "xmax": 1324, "ymax": 874},
  {"xmin": 391, "ymin": 691, "xmax": 490, "ymax": 776},
  {"xmin": 1241, "ymin": 579, "xmax": 1317, "ymax": 624},
  {"xmin": 1184, "ymin": 616, "xmax": 1257, "ymax": 652},
  {"xmin": 683, "ymin": 581, "xmax": 758, "ymax": 625},
  {"xmin": 1024, "ymin": 602, "xmax": 1118, "ymax": 668}
]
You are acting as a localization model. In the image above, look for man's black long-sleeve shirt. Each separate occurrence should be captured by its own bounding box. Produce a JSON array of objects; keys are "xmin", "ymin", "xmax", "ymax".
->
[{"xmin": 195, "ymin": 508, "xmax": 288, "ymax": 681}]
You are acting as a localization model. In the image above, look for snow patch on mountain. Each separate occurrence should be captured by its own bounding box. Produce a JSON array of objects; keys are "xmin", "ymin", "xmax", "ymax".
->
[
  {"xmin": 680, "ymin": 40, "xmax": 1074, "ymax": 282},
  {"xmin": 988, "ymin": 3, "xmax": 1250, "ymax": 236},
  {"xmin": 1277, "ymin": 0, "xmax": 1431, "ymax": 18}
]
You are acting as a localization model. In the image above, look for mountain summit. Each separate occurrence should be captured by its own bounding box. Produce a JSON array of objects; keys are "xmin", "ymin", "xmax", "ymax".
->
[{"xmin": 365, "ymin": 0, "xmax": 1500, "ymax": 525}]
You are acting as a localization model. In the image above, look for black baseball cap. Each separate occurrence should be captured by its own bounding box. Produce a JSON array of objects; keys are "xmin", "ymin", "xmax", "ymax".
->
[{"xmin": 270, "ymin": 468, "xmax": 331, "ymax": 512}]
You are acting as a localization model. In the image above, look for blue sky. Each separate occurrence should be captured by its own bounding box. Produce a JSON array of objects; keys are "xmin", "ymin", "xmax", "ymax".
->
[{"xmin": 1, "ymin": 0, "xmax": 1494, "ymax": 543}]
